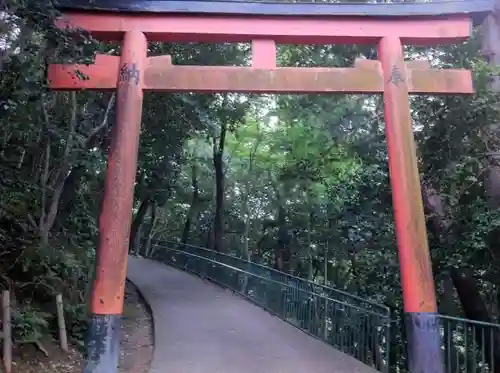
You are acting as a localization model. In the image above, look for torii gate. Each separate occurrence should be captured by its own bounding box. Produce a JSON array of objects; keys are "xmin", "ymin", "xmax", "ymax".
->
[{"xmin": 48, "ymin": 1, "xmax": 493, "ymax": 373}]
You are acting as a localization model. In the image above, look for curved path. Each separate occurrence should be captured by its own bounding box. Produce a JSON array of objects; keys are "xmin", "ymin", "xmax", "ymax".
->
[{"xmin": 127, "ymin": 256, "xmax": 379, "ymax": 373}]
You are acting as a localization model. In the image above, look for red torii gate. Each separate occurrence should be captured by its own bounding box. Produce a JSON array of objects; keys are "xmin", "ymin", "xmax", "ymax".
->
[{"xmin": 48, "ymin": 1, "xmax": 490, "ymax": 373}]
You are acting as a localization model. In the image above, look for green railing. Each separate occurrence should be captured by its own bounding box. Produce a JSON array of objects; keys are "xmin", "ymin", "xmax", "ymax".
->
[
  {"xmin": 438, "ymin": 315, "xmax": 500, "ymax": 373},
  {"xmin": 148, "ymin": 240, "xmax": 390, "ymax": 316},
  {"xmin": 142, "ymin": 240, "xmax": 500, "ymax": 373},
  {"xmin": 147, "ymin": 242, "xmax": 391, "ymax": 372},
  {"xmin": 387, "ymin": 313, "xmax": 500, "ymax": 373}
]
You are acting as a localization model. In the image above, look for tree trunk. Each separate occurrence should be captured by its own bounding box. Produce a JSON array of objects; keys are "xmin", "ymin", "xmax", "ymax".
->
[
  {"xmin": 451, "ymin": 268, "xmax": 493, "ymax": 322},
  {"xmin": 181, "ymin": 164, "xmax": 200, "ymax": 245},
  {"xmin": 306, "ymin": 192, "xmax": 313, "ymax": 280},
  {"xmin": 144, "ymin": 204, "xmax": 157, "ymax": 257},
  {"xmin": 129, "ymin": 198, "xmax": 151, "ymax": 254},
  {"xmin": 440, "ymin": 275, "xmax": 460, "ymax": 373},
  {"xmin": 40, "ymin": 92, "xmax": 116, "ymax": 241},
  {"xmin": 58, "ymin": 164, "xmax": 86, "ymax": 219},
  {"xmin": 134, "ymin": 223, "xmax": 143, "ymax": 256},
  {"xmin": 39, "ymin": 93, "xmax": 78, "ymax": 245},
  {"xmin": 239, "ymin": 188, "xmax": 252, "ymax": 294},
  {"xmin": 212, "ymin": 121, "xmax": 227, "ymax": 252},
  {"xmin": 242, "ymin": 216, "xmax": 251, "ymax": 260},
  {"xmin": 450, "ymin": 268, "xmax": 500, "ymax": 373},
  {"xmin": 275, "ymin": 205, "xmax": 291, "ymax": 272},
  {"xmin": 241, "ymin": 185, "xmax": 252, "ymax": 260}
]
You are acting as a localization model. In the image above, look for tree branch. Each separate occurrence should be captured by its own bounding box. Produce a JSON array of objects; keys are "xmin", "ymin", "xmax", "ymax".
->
[{"xmin": 84, "ymin": 93, "xmax": 116, "ymax": 148}]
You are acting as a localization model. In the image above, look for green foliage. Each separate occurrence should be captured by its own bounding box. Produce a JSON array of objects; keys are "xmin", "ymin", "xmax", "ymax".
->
[
  {"xmin": 3, "ymin": 2, "xmax": 500, "ymax": 369},
  {"xmin": 12, "ymin": 306, "xmax": 51, "ymax": 343},
  {"xmin": 0, "ymin": 1, "xmax": 249, "ymax": 345}
]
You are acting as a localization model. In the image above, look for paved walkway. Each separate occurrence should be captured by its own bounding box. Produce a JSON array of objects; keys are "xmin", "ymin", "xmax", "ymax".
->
[{"xmin": 127, "ymin": 256, "xmax": 379, "ymax": 373}]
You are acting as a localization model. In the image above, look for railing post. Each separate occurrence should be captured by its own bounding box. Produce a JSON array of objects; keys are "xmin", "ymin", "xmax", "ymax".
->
[
  {"xmin": 378, "ymin": 36, "xmax": 444, "ymax": 373},
  {"xmin": 83, "ymin": 30, "xmax": 147, "ymax": 373}
]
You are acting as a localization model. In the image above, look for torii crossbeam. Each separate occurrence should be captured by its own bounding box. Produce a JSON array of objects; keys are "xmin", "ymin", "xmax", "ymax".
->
[
  {"xmin": 49, "ymin": 53, "xmax": 473, "ymax": 94},
  {"xmin": 48, "ymin": 1, "xmax": 493, "ymax": 373}
]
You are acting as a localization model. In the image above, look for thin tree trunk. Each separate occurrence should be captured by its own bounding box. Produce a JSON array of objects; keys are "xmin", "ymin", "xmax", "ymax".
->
[
  {"xmin": 240, "ymin": 189, "xmax": 252, "ymax": 294},
  {"xmin": 58, "ymin": 93, "xmax": 116, "ymax": 215},
  {"xmin": 39, "ymin": 92, "xmax": 116, "ymax": 242},
  {"xmin": 440, "ymin": 275, "xmax": 460, "ymax": 373},
  {"xmin": 181, "ymin": 164, "xmax": 200, "ymax": 245},
  {"xmin": 144, "ymin": 204, "xmax": 157, "ymax": 257},
  {"xmin": 212, "ymin": 121, "xmax": 227, "ymax": 252},
  {"xmin": 39, "ymin": 92, "xmax": 77, "ymax": 244},
  {"xmin": 129, "ymin": 198, "xmax": 151, "ymax": 254},
  {"xmin": 275, "ymin": 205, "xmax": 290, "ymax": 272},
  {"xmin": 241, "ymin": 187, "xmax": 251, "ymax": 260},
  {"xmin": 307, "ymin": 208, "xmax": 313, "ymax": 281},
  {"xmin": 39, "ymin": 138, "xmax": 51, "ymax": 245}
]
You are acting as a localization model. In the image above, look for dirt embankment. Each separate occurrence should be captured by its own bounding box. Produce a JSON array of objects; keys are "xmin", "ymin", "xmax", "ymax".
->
[{"xmin": 10, "ymin": 280, "xmax": 153, "ymax": 373}]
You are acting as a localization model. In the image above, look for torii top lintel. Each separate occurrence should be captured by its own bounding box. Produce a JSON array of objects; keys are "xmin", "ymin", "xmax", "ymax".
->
[{"xmin": 55, "ymin": 0, "xmax": 493, "ymax": 45}]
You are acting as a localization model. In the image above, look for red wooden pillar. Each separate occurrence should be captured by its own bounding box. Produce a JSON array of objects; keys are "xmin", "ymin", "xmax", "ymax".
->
[
  {"xmin": 83, "ymin": 30, "xmax": 147, "ymax": 373},
  {"xmin": 378, "ymin": 36, "xmax": 444, "ymax": 373}
]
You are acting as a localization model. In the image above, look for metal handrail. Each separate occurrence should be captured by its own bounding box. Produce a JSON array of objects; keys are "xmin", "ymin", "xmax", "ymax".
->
[
  {"xmin": 143, "ymin": 239, "xmax": 500, "ymax": 373},
  {"xmin": 165, "ymin": 246, "xmax": 388, "ymax": 318},
  {"xmin": 149, "ymin": 244, "xmax": 392, "ymax": 372},
  {"xmin": 148, "ymin": 239, "xmax": 389, "ymax": 314}
]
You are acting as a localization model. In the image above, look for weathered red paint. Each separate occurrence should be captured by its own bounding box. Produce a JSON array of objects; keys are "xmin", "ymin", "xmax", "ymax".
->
[
  {"xmin": 48, "ymin": 55, "xmax": 473, "ymax": 94},
  {"xmin": 55, "ymin": 12, "xmax": 472, "ymax": 45},
  {"xmin": 252, "ymin": 40, "xmax": 277, "ymax": 69},
  {"xmin": 91, "ymin": 30, "xmax": 147, "ymax": 315},
  {"xmin": 378, "ymin": 36, "xmax": 437, "ymax": 314}
]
